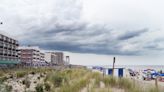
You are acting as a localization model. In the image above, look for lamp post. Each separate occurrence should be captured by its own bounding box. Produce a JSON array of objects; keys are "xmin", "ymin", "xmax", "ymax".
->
[
  {"xmin": 112, "ymin": 57, "xmax": 115, "ymax": 76},
  {"xmin": 66, "ymin": 56, "xmax": 70, "ymax": 65}
]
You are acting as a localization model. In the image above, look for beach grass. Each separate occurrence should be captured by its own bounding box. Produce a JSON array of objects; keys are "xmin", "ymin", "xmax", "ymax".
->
[{"xmin": 0, "ymin": 67, "xmax": 163, "ymax": 92}]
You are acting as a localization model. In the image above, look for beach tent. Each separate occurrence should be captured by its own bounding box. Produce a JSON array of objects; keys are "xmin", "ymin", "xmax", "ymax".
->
[
  {"xmin": 158, "ymin": 74, "xmax": 164, "ymax": 82},
  {"xmin": 159, "ymin": 74, "xmax": 164, "ymax": 76},
  {"xmin": 151, "ymin": 73, "xmax": 159, "ymax": 76},
  {"xmin": 143, "ymin": 69, "xmax": 156, "ymax": 74},
  {"xmin": 151, "ymin": 73, "xmax": 159, "ymax": 79},
  {"xmin": 143, "ymin": 69, "xmax": 158, "ymax": 80}
]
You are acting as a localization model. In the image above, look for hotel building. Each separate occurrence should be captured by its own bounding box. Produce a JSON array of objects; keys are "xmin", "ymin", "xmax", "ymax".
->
[
  {"xmin": 18, "ymin": 46, "xmax": 43, "ymax": 66},
  {"xmin": 40, "ymin": 52, "xmax": 45, "ymax": 62},
  {"xmin": 55, "ymin": 52, "xmax": 64, "ymax": 65},
  {"xmin": 45, "ymin": 52, "xmax": 57, "ymax": 65},
  {"xmin": 0, "ymin": 34, "xmax": 19, "ymax": 64}
]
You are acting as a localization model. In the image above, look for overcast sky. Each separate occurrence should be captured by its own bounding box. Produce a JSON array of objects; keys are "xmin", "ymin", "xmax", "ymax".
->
[{"xmin": 0, "ymin": 0, "xmax": 164, "ymax": 65}]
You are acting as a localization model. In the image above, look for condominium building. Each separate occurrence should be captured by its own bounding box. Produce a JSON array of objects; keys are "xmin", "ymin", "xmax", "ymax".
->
[
  {"xmin": 18, "ymin": 46, "xmax": 43, "ymax": 66},
  {"xmin": 40, "ymin": 52, "xmax": 45, "ymax": 62},
  {"xmin": 0, "ymin": 34, "xmax": 19, "ymax": 64},
  {"xmin": 45, "ymin": 52, "xmax": 57, "ymax": 65},
  {"xmin": 54, "ymin": 52, "xmax": 64, "ymax": 65}
]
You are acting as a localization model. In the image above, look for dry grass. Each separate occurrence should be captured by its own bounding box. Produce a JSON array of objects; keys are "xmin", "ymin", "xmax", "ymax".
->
[{"xmin": 0, "ymin": 68, "xmax": 163, "ymax": 92}]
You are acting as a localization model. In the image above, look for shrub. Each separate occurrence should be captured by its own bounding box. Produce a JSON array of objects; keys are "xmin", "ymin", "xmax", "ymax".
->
[
  {"xmin": 52, "ymin": 75, "xmax": 63, "ymax": 87},
  {"xmin": 9, "ymin": 74, "xmax": 13, "ymax": 79},
  {"xmin": 40, "ymin": 74, "xmax": 44, "ymax": 77},
  {"xmin": 5, "ymin": 85, "xmax": 12, "ymax": 92},
  {"xmin": 22, "ymin": 79, "xmax": 31, "ymax": 88},
  {"xmin": 30, "ymin": 71, "xmax": 35, "ymax": 75},
  {"xmin": 37, "ymin": 76, "xmax": 40, "ymax": 80},
  {"xmin": 0, "ymin": 71, "xmax": 4, "ymax": 77},
  {"xmin": 44, "ymin": 83, "xmax": 51, "ymax": 91},
  {"xmin": 16, "ymin": 71, "xmax": 26, "ymax": 78},
  {"xmin": 35, "ymin": 84, "xmax": 44, "ymax": 92},
  {"xmin": 0, "ymin": 76, "xmax": 8, "ymax": 83},
  {"xmin": 34, "ymin": 81, "xmax": 37, "ymax": 84}
]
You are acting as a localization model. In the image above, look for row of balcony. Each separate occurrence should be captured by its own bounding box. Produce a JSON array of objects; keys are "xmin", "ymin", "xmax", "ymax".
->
[
  {"xmin": 0, "ymin": 49, "xmax": 17, "ymax": 54},
  {"xmin": 19, "ymin": 49, "xmax": 39, "ymax": 52},
  {"xmin": 0, "ymin": 55, "xmax": 18, "ymax": 58},
  {"xmin": 0, "ymin": 43, "xmax": 17, "ymax": 49},
  {"xmin": 0, "ymin": 54, "xmax": 18, "ymax": 57},
  {"xmin": 19, "ymin": 52, "xmax": 39, "ymax": 55},
  {"xmin": 19, "ymin": 52, "xmax": 33, "ymax": 55},
  {"xmin": 18, "ymin": 51, "xmax": 40, "ymax": 54},
  {"xmin": 20, "ymin": 56, "xmax": 40, "ymax": 58},
  {"xmin": 20, "ymin": 58, "xmax": 40, "ymax": 61},
  {"xmin": 0, "ymin": 35, "xmax": 18, "ymax": 45},
  {"xmin": 21, "ymin": 57, "xmax": 32, "ymax": 59},
  {"xmin": 0, "ymin": 39, "xmax": 19, "ymax": 45},
  {"xmin": 0, "ymin": 57, "xmax": 19, "ymax": 61}
]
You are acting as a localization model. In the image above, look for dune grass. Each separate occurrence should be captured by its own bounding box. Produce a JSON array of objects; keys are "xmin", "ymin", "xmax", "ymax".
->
[
  {"xmin": 43, "ymin": 68, "xmax": 91, "ymax": 92},
  {"xmin": 0, "ymin": 68, "xmax": 163, "ymax": 92}
]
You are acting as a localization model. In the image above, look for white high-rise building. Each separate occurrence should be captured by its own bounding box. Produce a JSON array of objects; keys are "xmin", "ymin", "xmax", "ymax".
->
[{"xmin": 45, "ymin": 52, "xmax": 58, "ymax": 65}]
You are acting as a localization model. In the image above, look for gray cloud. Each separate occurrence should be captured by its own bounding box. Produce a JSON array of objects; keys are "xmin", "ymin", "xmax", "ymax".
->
[
  {"xmin": 20, "ymin": 22, "xmax": 150, "ymax": 55},
  {"xmin": 118, "ymin": 28, "xmax": 148, "ymax": 40},
  {"xmin": 1, "ymin": 0, "xmax": 164, "ymax": 56},
  {"xmin": 143, "ymin": 41, "xmax": 164, "ymax": 51}
]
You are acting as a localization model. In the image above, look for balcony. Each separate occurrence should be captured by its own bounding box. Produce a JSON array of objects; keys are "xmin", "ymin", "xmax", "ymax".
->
[
  {"xmin": 12, "ymin": 40, "xmax": 16, "ymax": 44},
  {"xmin": 0, "ymin": 35, "xmax": 2, "ymax": 40},
  {"xmin": 0, "ymin": 51, "xmax": 3, "ymax": 55},
  {"xmin": 3, "ymin": 37, "xmax": 7, "ymax": 42},
  {"xmin": 12, "ymin": 52, "xmax": 17, "ymax": 56},
  {"xmin": 0, "ymin": 44, "xmax": 3, "ymax": 48},
  {"xmin": 8, "ymin": 45, "xmax": 12, "ymax": 49},
  {"xmin": 21, "ymin": 52, "xmax": 32, "ymax": 55},
  {"xmin": 12, "ymin": 47, "xmax": 16, "ymax": 50},
  {"xmin": 7, "ymin": 51, "xmax": 11, "ymax": 55},
  {"xmin": 10, "ymin": 39, "xmax": 14, "ymax": 44},
  {"xmin": 5, "ymin": 38, "xmax": 9, "ymax": 43},
  {"xmin": 15, "ymin": 41, "xmax": 19, "ymax": 46},
  {"xmin": 0, "ymin": 41, "xmax": 3, "ymax": 46},
  {"xmin": 3, "ymin": 44, "xmax": 6, "ymax": 47},
  {"xmin": 3, "ymin": 50, "xmax": 7, "ymax": 55},
  {"xmin": 0, "ymin": 35, "xmax": 4, "ymax": 41}
]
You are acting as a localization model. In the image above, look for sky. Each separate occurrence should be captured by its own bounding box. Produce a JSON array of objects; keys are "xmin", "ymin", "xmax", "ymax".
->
[{"xmin": 0, "ymin": 0, "xmax": 164, "ymax": 65}]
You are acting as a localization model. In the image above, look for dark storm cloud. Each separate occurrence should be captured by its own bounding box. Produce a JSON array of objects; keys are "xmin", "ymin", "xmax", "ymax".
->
[
  {"xmin": 118, "ymin": 28, "xmax": 148, "ymax": 40},
  {"xmin": 20, "ymin": 21, "xmax": 148, "ymax": 55},
  {"xmin": 143, "ymin": 41, "xmax": 164, "ymax": 51}
]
